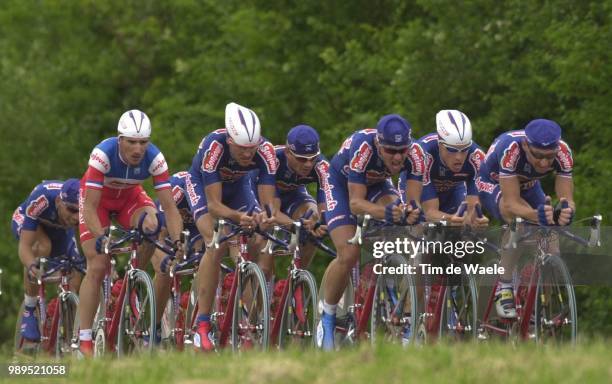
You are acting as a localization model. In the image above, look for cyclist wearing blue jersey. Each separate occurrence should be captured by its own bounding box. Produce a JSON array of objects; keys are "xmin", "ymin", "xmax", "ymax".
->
[
  {"xmin": 259, "ymin": 125, "xmax": 328, "ymax": 266},
  {"xmin": 477, "ymin": 118, "xmax": 574, "ymax": 318},
  {"xmin": 146, "ymin": 171, "xmax": 202, "ymax": 344},
  {"xmin": 316, "ymin": 114, "xmax": 422, "ymax": 350},
  {"xmin": 185, "ymin": 102, "xmax": 278, "ymax": 352},
  {"xmin": 399, "ymin": 110, "xmax": 489, "ymax": 227},
  {"xmin": 12, "ymin": 179, "xmax": 83, "ymax": 342}
]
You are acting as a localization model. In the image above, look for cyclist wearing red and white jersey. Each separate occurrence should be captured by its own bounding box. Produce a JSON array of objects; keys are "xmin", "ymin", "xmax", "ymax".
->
[
  {"xmin": 477, "ymin": 118, "xmax": 574, "ymax": 318},
  {"xmin": 77, "ymin": 109, "xmax": 184, "ymax": 356},
  {"xmin": 317, "ymin": 114, "xmax": 422, "ymax": 350},
  {"xmin": 185, "ymin": 102, "xmax": 278, "ymax": 352}
]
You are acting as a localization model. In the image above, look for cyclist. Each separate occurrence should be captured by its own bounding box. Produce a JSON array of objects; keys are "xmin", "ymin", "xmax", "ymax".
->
[
  {"xmin": 249, "ymin": 124, "xmax": 329, "ymax": 304},
  {"xmin": 255, "ymin": 124, "xmax": 328, "ymax": 265},
  {"xmin": 399, "ymin": 110, "xmax": 489, "ymax": 227},
  {"xmin": 317, "ymin": 114, "xmax": 422, "ymax": 350},
  {"xmin": 477, "ymin": 118, "xmax": 574, "ymax": 318},
  {"xmin": 185, "ymin": 102, "xmax": 278, "ymax": 352},
  {"xmin": 77, "ymin": 109, "xmax": 184, "ymax": 356},
  {"xmin": 148, "ymin": 171, "xmax": 202, "ymax": 344},
  {"xmin": 12, "ymin": 178, "xmax": 84, "ymax": 343}
]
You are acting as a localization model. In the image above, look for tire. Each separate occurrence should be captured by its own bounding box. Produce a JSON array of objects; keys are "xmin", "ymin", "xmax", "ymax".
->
[
  {"xmin": 278, "ymin": 270, "xmax": 318, "ymax": 349},
  {"xmin": 183, "ymin": 274, "xmax": 199, "ymax": 346},
  {"xmin": 161, "ymin": 293, "xmax": 186, "ymax": 350},
  {"xmin": 55, "ymin": 292, "xmax": 79, "ymax": 358},
  {"xmin": 117, "ymin": 270, "xmax": 157, "ymax": 356},
  {"xmin": 370, "ymin": 255, "xmax": 418, "ymax": 346},
  {"xmin": 438, "ymin": 268, "xmax": 478, "ymax": 342},
  {"xmin": 535, "ymin": 255, "xmax": 577, "ymax": 345},
  {"xmin": 231, "ymin": 262, "xmax": 269, "ymax": 352}
]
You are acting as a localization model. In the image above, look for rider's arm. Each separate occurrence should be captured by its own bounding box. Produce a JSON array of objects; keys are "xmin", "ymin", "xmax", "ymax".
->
[
  {"xmin": 348, "ymin": 182, "xmax": 386, "ymax": 219},
  {"xmin": 18, "ymin": 229, "xmax": 38, "ymax": 268},
  {"xmin": 422, "ymin": 198, "xmax": 448, "ymax": 221},
  {"xmin": 499, "ymin": 175, "xmax": 539, "ymax": 223},
  {"xmin": 205, "ymin": 182, "xmax": 242, "ymax": 223},
  {"xmin": 83, "ymin": 187, "xmax": 105, "ymax": 239},
  {"xmin": 157, "ymin": 188, "xmax": 183, "ymax": 242},
  {"xmin": 257, "ymin": 184, "xmax": 276, "ymax": 216},
  {"xmin": 555, "ymin": 175, "xmax": 575, "ymax": 211},
  {"xmin": 274, "ymin": 200, "xmax": 294, "ymax": 226}
]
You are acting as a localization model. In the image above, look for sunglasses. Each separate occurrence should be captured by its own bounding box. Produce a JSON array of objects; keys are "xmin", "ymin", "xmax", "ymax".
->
[
  {"xmin": 64, "ymin": 203, "xmax": 79, "ymax": 214},
  {"xmin": 290, "ymin": 151, "xmax": 320, "ymax": 163},
  {"xmin": 440, "ymin": 142, "xmax": 471, "ymax": 153},
  {"xmin": 381, "ymin": 146, "xmax": 409, "ymax": 155},
  {"xmin": 527, "ymin": 144, "xmax": 557, "ymax": 160}
]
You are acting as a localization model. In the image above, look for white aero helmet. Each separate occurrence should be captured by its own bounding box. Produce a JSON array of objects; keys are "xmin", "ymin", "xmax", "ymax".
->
[
  {"xmin": 225, "ymin": 102, "xmax": 261, "ymax": 146},
  {"xmin": 436, "ymin": 109, "xmax": 472, "ymax": 146},
  {"xmin": 117, "ymin": 109, "xmax": 151, "ymax": 139}
]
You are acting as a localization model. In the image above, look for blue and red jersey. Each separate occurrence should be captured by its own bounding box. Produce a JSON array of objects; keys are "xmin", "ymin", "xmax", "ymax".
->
[
  {"xmin": 400, "ymin": 133, "xmax": 485, "ymax": 202},
  {"xmin": 329, "ymin": 128, "xmax": 423, "ymax": 186},
  {"xmin": 12, "ymin": 181, "xmax": 66, "ymax": 233},
  {"xmin": 188, "ymin": 129, "xmax": 278, "ymax": 187},
  {"xmin": 273, "ymin": 145, "xmax": 328, "ymax": 204},
  {"xmin": 477, "ymin": 130, "xmax": 573, "ymax": 192}
]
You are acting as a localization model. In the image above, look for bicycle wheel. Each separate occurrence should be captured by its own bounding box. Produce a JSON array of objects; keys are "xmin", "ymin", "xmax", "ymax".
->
[
  {"xmin": 439, "ymin": 268, "xmax": 478, "ymax": 342},
  {"xmin": 278, "ymin": 270, "xmax": 318, "ymax": 349},
  {"xmin": 535, "ymin": 255, "xmax": 577, "ymax": 344},
  {"xmin": 370, "ymin": 255, "xmax": 418, "ymax": 346},
  {"xmin": 117, "ymin": 270, "xmax": 157, "ymax": 356},
  {"xmin": 231, "ymin": 262, "xmax": 269, "ymax": 352},
  {"xmin": 183, "ymin": 274, "xmax": 199, "ymax": 346},
  {"xmin": 55, "ymin": 292, "xmax": 79, "ymax": 358}
]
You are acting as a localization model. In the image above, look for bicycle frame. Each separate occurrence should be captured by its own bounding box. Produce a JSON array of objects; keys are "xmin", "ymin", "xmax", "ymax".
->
[
  {"xmin": 216, "ymin": 231, "xmax": 251, "ymax": 348},
  {"xmin": 339, "ymin": 216, "xmax": 416, "ymax": 342},
  {"xmin": 166, "ymin": 249, "xmax": 202, "ymax": 350},
  {"xmin": 18, "ymin": 256, "xmax": 82, "ymax": 353},
  {"xmin": 99, "ymin": 228, "xmax": 143, "ymax": 352},
  {"xmin": 95, "ymin": 215, "xmax": 169, "ymax": 353},
  {"xmin": 479, "ymin": 215, "xmax": 602, "ymax": 341},
  {"xmin": 267, "ymin": 222, "xmax": 312, "ymax": 346}
]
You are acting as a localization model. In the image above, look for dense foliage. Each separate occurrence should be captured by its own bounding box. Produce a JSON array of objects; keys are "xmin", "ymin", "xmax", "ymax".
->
[{"xmin": 1, "ymin": 0, "xmax": 610, "ymax": 344}]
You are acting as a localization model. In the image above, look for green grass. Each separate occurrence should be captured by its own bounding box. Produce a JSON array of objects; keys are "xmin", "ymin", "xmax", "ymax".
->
[{"xmin": 4, "ymin": 342, "xmax": 612, "ymax": 384}]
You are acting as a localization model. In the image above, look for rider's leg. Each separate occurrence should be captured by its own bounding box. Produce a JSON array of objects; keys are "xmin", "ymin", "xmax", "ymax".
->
[
  {"xmin": 150, "ymin": 228, "xmax": 172, "ymax": 330},
  {"xmin": 19, "ymin": 227, "xmax": 52, "ymax": 342}
]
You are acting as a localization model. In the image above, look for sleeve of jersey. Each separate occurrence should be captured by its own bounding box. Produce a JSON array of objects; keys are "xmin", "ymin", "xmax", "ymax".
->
[
  {"xmin": 421, "ymin": 182, "xmax": 438, "ymax": 202},
  {"xmin": 21, "ymin": 216, "xmax": 39, "ymax": 231},
  {"xmin": 84, "ymin": 167, "xmax": 105, "ymax": 190},
  {"xmin": 498, "ymin": 141, "xmax": 520, "ymax": 177},
  {"xmin": 314, "ymin": 160, "xmax": 330, "ymax": 205},
  {"xmin": 554, "ymin": 141, "xmax": 573, "ymax": 178},
  {"xmin": 467, "ymin": 148, "xmax": 485, "ymax": 195},
  {"xmin": 255, "ymin": 141, "xmax": 278, "ymax": 185},
  {"xmin": 85, "ymin": 147, "xmax": 110, "ymax": 190},
  {"xmin": 22, "ymin": 189, "xmax": 49, "ymax": 231},
  {"xmin": 404, "ymin": 143, "xmax": 424, "ymax": 182},
  {"xmin": 148, "ymin": 152, "xmax": 171, "ymax": 190},
  {"xmin": 347, "ymin": 139, "xmax": 371, "ymax": 184}
]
